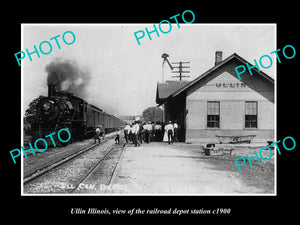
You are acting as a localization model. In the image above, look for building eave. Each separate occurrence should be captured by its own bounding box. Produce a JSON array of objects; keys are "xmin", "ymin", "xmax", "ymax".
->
[{"xmin": 171, "ymin": 53, "xmax": 274, "ymax": 98}]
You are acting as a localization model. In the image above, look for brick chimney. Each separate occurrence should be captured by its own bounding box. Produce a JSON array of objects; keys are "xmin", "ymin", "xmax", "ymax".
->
[{"xmin": 215, "ymin": 51, "xmax": 223, "ymax": 66}]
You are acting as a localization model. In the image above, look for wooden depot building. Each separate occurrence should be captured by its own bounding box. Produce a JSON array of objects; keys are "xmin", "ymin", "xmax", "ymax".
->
[{"xmin": 156, "ymin": 51, "xmax": 275, "ymax": 143}]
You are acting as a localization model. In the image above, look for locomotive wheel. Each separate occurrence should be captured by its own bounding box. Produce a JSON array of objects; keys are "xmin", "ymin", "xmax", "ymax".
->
[{"xmin": 57, "ymin": 126, "xmax": 72, "ymax": 147}]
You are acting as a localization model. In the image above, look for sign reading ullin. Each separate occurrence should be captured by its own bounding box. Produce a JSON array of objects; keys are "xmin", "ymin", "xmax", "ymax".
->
[{"xmin": 215, "ymin": 83, "xmax": 247, "ymax": 88}]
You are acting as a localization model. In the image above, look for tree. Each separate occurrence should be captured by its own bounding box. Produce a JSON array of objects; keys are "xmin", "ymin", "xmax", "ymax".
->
[{"xmin": 142, "ymin": 106, "xmax": 163, "ymax": 123}]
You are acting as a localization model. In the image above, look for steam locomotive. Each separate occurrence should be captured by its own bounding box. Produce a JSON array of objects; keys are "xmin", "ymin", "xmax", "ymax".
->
[{"xmin": 29, "ymin": 84, "xmax": 125, "ymax": 145}]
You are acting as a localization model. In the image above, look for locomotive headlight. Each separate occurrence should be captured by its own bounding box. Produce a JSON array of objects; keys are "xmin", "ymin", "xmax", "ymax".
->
[
  {"xmin": 40, "ymin": 99, "xmax": 56, "ymax": 118},
  {"xmin": 43, "ymin": 100, "xmax": 54, "ymax": 112},
  {"xmin": 43, "ymin": 102, "xmax": 51, "ymax": 111}
]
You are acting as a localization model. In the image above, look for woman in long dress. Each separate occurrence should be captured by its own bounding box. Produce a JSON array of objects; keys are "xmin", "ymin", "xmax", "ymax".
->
[{"xmin": 163, "ymin": 124, "xmax": 168, "ymax": 142}]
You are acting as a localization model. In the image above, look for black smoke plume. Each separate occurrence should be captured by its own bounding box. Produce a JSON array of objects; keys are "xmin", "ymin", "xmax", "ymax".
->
[{"xmin": 46, "ymin": 58, "xmax": 91, "ymax": 98}]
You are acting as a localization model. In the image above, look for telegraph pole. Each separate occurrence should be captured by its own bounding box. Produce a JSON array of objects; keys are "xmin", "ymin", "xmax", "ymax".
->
[
  {"xmin": 171, "ymin": 61, "xmax": 190, "ymax": 81},
  {"xmin": 161, "ymin": 53, "xmax": 173, "ymax": 83}
]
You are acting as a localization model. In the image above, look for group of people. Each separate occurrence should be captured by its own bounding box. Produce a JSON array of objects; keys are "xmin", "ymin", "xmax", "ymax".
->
[{"xmin": 123, "ymin": 120, "xmax": 179, "ymax": 147}]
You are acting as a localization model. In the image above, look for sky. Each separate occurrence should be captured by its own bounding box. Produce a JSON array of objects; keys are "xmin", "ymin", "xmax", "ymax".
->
[{"xmin": 22, "ymin": 24, "xmax": 276, "ymax": 116}]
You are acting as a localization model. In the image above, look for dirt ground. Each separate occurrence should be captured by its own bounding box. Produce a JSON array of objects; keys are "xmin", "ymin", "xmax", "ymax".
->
[
  {"xmin": 193, "ymin": 144, "xmax": 275, "ymax": 193},
  {"xmin": 107, "ymin": 142, "xmax": 275, "ymax": 195}
]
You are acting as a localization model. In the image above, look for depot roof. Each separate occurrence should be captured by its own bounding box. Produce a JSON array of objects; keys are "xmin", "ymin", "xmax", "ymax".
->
[
  {"xmin": 156, "ymin": 53, "xmax": 274, "ymax": 104},
  {"xmin": 156, "ymin": 80, "xmax": 190, "ymax": 104}
]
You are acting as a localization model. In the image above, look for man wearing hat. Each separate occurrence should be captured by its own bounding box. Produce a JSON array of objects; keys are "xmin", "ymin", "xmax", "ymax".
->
[
  {"xmin": 144, "ymin": 121, "xmax": 152, "ymax": 143},
  {"xmin": 124, "ymin": 123, "xmax": 131, "ymax": 144},
  {"xmin": 132, "ymin": 121, "xmax": 140, "ymax": 147}
]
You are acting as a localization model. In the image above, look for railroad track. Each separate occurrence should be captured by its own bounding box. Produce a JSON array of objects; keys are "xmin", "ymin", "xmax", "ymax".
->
[
  {"xmin": 23, "ymin": 130, "xmax": 124, "ymax": 180},
  {"xmin": 23, "ymin": 134, "xmax": 115, "ymax": 184},
  {"xmin": 24, "ymin": 142, "xmax": 100, "ymax": 184},
  {"xmin": 68, "ymin": 141, "xmax": 126, "ymax": 193},
  {"xmin": 23, "ymin": 137, "xmax": 126, "ymax": 194}
]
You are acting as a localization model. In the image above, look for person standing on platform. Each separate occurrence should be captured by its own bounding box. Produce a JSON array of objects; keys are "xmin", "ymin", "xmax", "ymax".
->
[
  {"xmin": 154, "ymin": 122, "xmax": 162, "ymax": 142},
  {"xmin": 165, "ymin": 121, "xmax": 174, "ymax": 145},
  {"xmin": 163, "ymin": 122, "xmax": 167, "ymax": 142},
  {"xmin": 129, "ymin": 124, "xmax": 134, "ymax": 143},
  {"xmin": 124, "ymin": 123, "xmax": 130, "ymax": 144},
  {"xmin": 133, "ymin": 121, "xmax": 140, "ymax": 147},
  {"xmin": 144, "ymin": 122, "xmax": 152, "ymax": 143},
  {"xmin": 173, "ymin": 121, "xmax": 179, "ymax": 143},
  {"xmin": 151, "ymin": 122, "xmax": 155, "ymax": 142},
  {"xmin": 138, "ymin": 121, "xmax": 144, "ymax": 144}
]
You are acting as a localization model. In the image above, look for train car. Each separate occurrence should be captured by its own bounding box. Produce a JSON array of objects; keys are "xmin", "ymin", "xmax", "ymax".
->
[{"xmin": 28, "ymin": 84, "xmax": 125, "ymax": 146}]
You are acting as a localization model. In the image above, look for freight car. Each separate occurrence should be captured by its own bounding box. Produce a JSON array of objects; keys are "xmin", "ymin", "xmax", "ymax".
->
[{"xmin": 28, "ymin": 84, "xmax": 125, "ymax": 146}]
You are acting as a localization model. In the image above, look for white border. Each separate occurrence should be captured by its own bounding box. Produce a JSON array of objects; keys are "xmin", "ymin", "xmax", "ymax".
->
[{"xmin": 21, "ymin": 23, "xmax": 277, "ymax": 196}]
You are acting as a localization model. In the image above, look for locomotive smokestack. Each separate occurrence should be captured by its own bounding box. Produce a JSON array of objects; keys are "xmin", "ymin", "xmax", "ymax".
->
[{"xmin": 48, "ymin": 84, "xmax": 56, "ymax": 97}]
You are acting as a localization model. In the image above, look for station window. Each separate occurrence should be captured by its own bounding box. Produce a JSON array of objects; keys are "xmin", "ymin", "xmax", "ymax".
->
[
  {"xmin": 207, "ymin": 101, "xmax": 220, "ymax": 128},
  {"xmin": 245, "ymin": 101, "xmax": 257, "ymax": 128}
]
